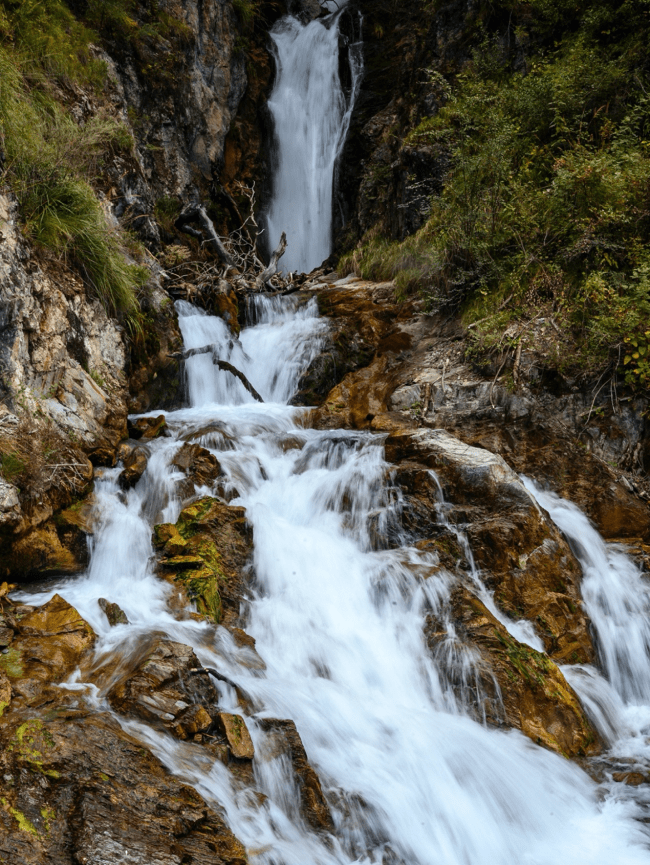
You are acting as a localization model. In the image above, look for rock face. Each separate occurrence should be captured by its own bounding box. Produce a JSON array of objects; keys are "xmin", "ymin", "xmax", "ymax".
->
[
  {"xmin": 0, "ymin": 194, "xmax": 129, "ymax": 577},
  {"xmin": 0, "ymin": 707, "xmax": 248, "ymax": 865},
  {"xmin": 100, "ymin": 0, "xmax": 248, "ymax": 226}
]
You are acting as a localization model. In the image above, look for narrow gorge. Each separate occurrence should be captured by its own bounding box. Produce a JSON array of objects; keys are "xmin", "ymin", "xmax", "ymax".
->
[{"xmin": 1, "ymin": 0, "xmax": 650, "ymax": 863}]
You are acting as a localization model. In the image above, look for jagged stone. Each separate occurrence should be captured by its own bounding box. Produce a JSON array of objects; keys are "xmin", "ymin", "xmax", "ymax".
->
[
  {"xmin": 118, "ymin": 445, "xmax": 149, "ymax": 489},
  {"xmin": 427, "ymin": 586, "xmax": 599, "ymax": 757},
  {"xmin": 9, "ymin": 594, "xmax": 95, "ymax": 697},
  {"xmin": 97, "ymin": 598, "xmax": 129, "ymax": 627},
  {"xmin": 107, "ymin": 637, "xmax": 219, "ymax": 733},
  {"xmin": 216, "ymin": 712, "xmax": 255, "ymax": 759},
  {"xmin": 258, "ymin": 718, "xmax": 334, "ymax": 833},
  {"xmin": 0, "ymin": 706, "xmax": 248, "ymax": 865}
]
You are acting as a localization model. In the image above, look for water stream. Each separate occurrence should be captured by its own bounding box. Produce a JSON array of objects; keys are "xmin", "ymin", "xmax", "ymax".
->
[
  {"xmin": 13, "ymin": 5, "xmax": 650, "ymax": 860},
  {"xmin": 265, "ymin": 3, "xmax": 363, "ymax": 274},
  {"xmin": 16, "ymin": 296, "xmax": 650, "ymax": 864}
]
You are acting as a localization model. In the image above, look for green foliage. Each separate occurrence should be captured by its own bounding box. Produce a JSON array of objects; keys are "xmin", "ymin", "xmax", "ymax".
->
[
  {"xmin": 345, "ymin": 5, "xmax": 650, "ymax": 385},
  {"xmin": 0, "ymin": 6, "xmax": 146, "ymax": 328},
  {"xmin": 232, "ymin": 0, "xmax": 260, "ymax": 28},
  {"xmin": 0, "ymin": 451, "xmax": 25, "ymax": 482},
  {"xmin": 0, "ymin": 0, "xmax": 105, "ymax": 85}
]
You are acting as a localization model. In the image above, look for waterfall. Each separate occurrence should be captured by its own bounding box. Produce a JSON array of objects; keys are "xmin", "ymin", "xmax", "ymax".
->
[
  {"xmin": 524, "ymin": 478, "xmax": 650, "ymax": 758},
  {"xmin": 15, "ymin": 296, "xmax": 650, "ymax": 865},
  {"xmin": 265, "ymin": 4, "xmax": 363, "ymax": 274}
]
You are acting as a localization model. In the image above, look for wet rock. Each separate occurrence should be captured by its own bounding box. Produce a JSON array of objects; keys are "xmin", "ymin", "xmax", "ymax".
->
[
  {"xmin": 173, "ymin": 442, "xmax": 222, "ymax": 497},
  {"xmin": 2, "ymin": 524, "xmax": 84, "ymax": 579},
  {"xmin": 127, "ymin": 414, "xmax": 168, "ymax": 440},
  {"xmin": 118, "ymin": 445, "xmax": 148, "ymax": 489},
  {"xmin": 97, "ymin": 598, "xmax": 129, "ymax": 627},
  {"xmin": 429, "ymin": 586, "xmax": 599, "ymax": 757},
  {"xmin": 388, "ymin": 431, "xmax": 594, "ymax": 664},
  {"xmin": 172, "ymin": 704, "xmax": 214, "ymax": 740},
  {"xmin": 0, "ymin": 707, "xmax": 248, "ymax": 865},
  {"xmin": 612, "ymin": 771, "xmax": 646, "ymax": 786},
  {"xmin": 154, "ymin": 497, "xmax": 252, "ymax": 627},
  {"xmin": 217, "ymin": 712, "xmax": 255, "ymax": 759},
  {"xmin": 258, "ymin": 718, "xmax": 334, "ymax": 832},
  {"xmin": 107, "ymin": 637, "xmax": 219, "ymax": 734},
  {"xmin": 9, "ymin": 594, "xmax": 95, "ymax": 696}
]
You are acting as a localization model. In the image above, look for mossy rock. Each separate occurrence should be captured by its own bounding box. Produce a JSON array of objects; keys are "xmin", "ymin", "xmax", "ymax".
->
[{"xmin": 154, "ymin": 497, "xmax": 252, "ymax": 626}]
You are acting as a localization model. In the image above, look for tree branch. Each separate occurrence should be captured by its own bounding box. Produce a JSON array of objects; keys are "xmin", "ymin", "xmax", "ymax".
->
[
  {"xmin": 256, "ymin": 231, "xmax": 287, "ymax": 288},
  {"xmin": 175, "ymin": 205, "xmax": 234, "ymax": 265},
  {"xmin": 170, "ymin": 344, "xmax": 264, "ymax": 402}
]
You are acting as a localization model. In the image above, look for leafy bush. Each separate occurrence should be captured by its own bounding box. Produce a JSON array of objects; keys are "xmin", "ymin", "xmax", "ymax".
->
[{"xmin": 343, "ymin": 2, "xmax": 650, "ymax": 385}]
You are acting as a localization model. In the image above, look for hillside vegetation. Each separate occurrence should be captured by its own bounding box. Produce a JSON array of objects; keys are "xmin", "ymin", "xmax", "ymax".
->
[
  {"xmin": 0, "ymin": 0, "xmax": 151, "ymax": 329},
  {"xmin": 343, "ymin": 0, "xmax": 650, "ymax": 390}
]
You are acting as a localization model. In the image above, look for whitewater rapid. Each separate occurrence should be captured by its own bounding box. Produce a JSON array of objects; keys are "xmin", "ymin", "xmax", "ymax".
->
[{"xmin": 16, "ymin": 295, "xmax": 650, "ymax": 865}]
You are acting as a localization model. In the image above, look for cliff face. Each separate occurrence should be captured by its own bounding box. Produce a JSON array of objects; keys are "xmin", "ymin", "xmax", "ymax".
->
[{"xmin": 0, "ymin": 0, "xmax": 272, "ymax": 575}]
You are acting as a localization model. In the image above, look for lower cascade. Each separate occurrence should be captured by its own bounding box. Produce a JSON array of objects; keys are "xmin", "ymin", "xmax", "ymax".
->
[{"xmin": 13, "ymin": 294, "xmax": 650, "ymax": 864}]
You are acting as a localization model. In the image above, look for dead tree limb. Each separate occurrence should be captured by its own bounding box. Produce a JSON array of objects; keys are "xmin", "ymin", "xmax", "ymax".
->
[
  {"xmin": 171, "ymin": 344, "xmax": 264, "ymax": 402},
  {"xmin": 175, "ymin": 205, "xmax": 234, "ymax": 266},
  {"xmin": 256, "ymin": 231, "xmax": 287, "ymax": 288}
]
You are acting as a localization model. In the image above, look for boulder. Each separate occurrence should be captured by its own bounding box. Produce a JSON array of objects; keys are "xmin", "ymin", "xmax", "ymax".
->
[
  {"xmin": 154, "ymin": 497, "xmax": 252, "ymax": 627},
  {"xmin": 118, "ymin": 445, "xmax": 148, "ymax": 489},
  {"xmin": 216, "ymin": 712, "xmax": 255, "ymax": 759},
  {"xmin": 127, "ymin": 415, "xmax": 168, "ymax": 440},
  {"xmin": 97, "ymin": 598, "xmax": 129, "ymax": 626},
  {"xmin": 9, "ymin": 594, "xmax": 95, "ymax": 698},
  {"xmin": 0, "ymin": 707, "xmax": 248, "ymax": 865},
  {"xmin": 387, "ymin": 431, "xmax": 594, "ymax": 664},
  {"xmin": 107, "ymin": 637, "xmax": 219, "ymax": 735}
]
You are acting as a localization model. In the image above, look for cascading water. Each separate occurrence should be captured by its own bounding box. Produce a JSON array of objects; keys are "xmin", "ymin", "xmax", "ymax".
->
[
  {"xmin": 264, "ymin": 3, "xmax": 363, "ymax": 274},
  {"xmin": 524, "ymin": 478, "xmax": 650, "ymax": 759},
  {"xmin": 16, "ymin": 295, "xmax": 650, "ymax": 864}
]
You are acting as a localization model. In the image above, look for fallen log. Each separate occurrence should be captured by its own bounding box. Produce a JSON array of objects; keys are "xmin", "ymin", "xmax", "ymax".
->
[
  {"xmin": 256, "ymin": 231, "xmax": 287, "ymax": 288},
  {"xmin": 175, "ymin": 205, "xmax": 234, "ymax": 266},
  {"xmin": 170, "ymin": 344, "xmax": 264, "ymax": 402}
]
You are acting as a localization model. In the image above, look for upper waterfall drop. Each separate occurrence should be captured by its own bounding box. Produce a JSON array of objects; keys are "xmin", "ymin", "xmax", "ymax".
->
[{"xmin": 265, "ymin": 3, "xmax": 362, "ymax": 274}]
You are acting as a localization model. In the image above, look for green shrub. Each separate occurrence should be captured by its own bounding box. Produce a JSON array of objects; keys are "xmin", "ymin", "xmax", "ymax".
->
[
  {"xmin": 0, "ymin": 7, "xmax": 145, "ymax": 329},
  {"xmin": 344, "ymin": 7, "xmax": 650, "ymax": 385}
]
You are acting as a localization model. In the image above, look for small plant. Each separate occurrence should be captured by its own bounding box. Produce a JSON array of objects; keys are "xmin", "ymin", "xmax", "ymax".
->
[
  {"xmin": 89, "ymin": 369, "xmax": 106, "ymax": 388},
  {"xmin": 0, "ymin": 451, "xmax": 26, "ymax": 483}
]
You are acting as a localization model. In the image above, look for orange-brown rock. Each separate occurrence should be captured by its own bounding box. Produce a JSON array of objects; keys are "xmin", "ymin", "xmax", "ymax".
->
[
  {"xmin": 118, "ymin": 444, "xmax": 149, "ymax": 489},
  {"xmin": 128, "ymin": 414, "xmax": 168, "ymax": 440},
  {"xmin": 9, "ymin": 594, "xmax": 95, "ymax": 698},
  {"xmin": 429, "ymin": 586, "xmax": 599, "ymax": 757},
  {"xmin": 0, "ymin": 706, "xmax": 248, "ymax": 865},
  {"xmin": 387, "ymin": 430, "xmax": 594, "ymax": 663},
  {"xmin": 217, "ymin": 712, "xmax": 255, "ymax": 759},
  {"xmin": 172, "ymin": 441, "xmax": 222, "ymax": 499},
  {"xmin": 106, "ymin": 636, "xmax": 219, "ymax": 735},
  {"xmin": 154, "ymin": 496, "xmax": 253, "ymax": 628}
]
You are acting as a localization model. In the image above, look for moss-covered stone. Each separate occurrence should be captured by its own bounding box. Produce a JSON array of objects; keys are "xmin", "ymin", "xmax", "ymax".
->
[{"xmin": 154, "ymin": 496, "xmax": 252, "ymax": 627}]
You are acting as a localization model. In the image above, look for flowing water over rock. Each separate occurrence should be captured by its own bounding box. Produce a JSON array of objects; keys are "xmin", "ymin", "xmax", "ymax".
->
[
  {"xmin": 265, "ymin": 4, "xmax": 363, "ymax": 273},
  {"xmin": 12, "ymin": 295, "xmax": 650, "ymax": 864}
]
